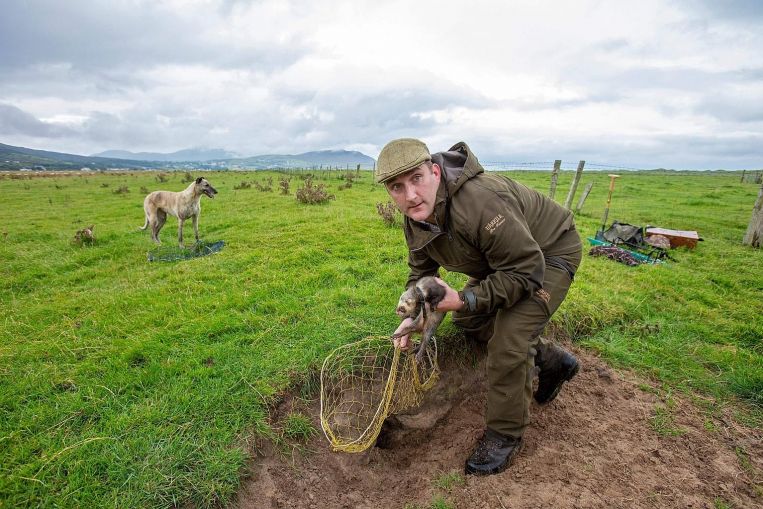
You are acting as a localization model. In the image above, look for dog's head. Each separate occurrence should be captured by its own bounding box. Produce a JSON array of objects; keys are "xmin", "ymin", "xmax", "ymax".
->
[{"xmin": 195, "ymin": 177, "xmax": 218, "ymax": 199}]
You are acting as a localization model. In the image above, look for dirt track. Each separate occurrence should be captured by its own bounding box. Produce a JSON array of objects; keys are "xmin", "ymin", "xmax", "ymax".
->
[{"xmin": 235, "ymin": 342, "xmax": 762, "ymax": 509}]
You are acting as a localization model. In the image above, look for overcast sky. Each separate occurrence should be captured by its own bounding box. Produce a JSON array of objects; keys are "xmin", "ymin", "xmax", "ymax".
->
[{"xmin": 1, "ymin": 0, "xmax": 762, "ymax": 169}]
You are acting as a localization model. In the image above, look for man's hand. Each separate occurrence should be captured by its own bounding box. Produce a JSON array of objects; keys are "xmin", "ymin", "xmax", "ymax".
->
[
  {"xmin": 432, "ymin": 278, "xmax": 465, "ymax": 312},
  {"xmin": 392, "ymin": 317, "xmax": 415, "ymax": 350}
]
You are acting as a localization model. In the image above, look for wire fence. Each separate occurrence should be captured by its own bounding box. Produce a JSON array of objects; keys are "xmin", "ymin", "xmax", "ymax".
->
[{"xmin": 483, "ymin": 161, "xmax": 656, "ymax": 172}]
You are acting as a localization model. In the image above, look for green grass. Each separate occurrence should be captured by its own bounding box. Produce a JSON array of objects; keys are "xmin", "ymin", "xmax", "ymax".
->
[
  {"xmin": 1, "ymin": 168, "xmax": 761, "ymax": 507},
  {"xmin": 433, "ymin": 470, "xmax": 465, "ymax": 492},
  {"xmin": 404, "ymin": 496, "xmax": 454, "ymax": 509},
  {"xmin": 649, "ymin": 395, "xmax": 687, "ymax": 437},
  {"xmin": 281, "ymin": 411, "xmax": 317, "ymax": 443}
]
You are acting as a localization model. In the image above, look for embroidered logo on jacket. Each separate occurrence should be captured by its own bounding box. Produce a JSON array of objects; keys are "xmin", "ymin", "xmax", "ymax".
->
[{"xmin": 484, "ymin": 214, "xmax": 506, "ymax": 234}]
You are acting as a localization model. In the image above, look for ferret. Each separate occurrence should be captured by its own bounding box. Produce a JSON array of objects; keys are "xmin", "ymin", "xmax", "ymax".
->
[{"xmin": 391, "ymin": 276, "xmax": 447, "ymax": 362}]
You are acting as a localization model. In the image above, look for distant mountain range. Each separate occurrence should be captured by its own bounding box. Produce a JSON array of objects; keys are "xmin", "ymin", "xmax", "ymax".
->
[
  {"xmin": 0, "ymin": 142, "xmax": 375, "ymax": 171},
  {"xmin": 92, "ymin": 148, "xmax": 238, "ymax": 162},
  {"xmin": 233, "ymin": 150, "xmax": 375, "ymax": 169},
  {"xmin": 0, "ymin": 142, "xmax": 162, "ymax": 170}
]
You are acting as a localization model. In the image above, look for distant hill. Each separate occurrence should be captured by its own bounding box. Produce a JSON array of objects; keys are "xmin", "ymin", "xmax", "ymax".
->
[
  {"xmin": 0, "ymin": 142, "xmax": 376, "ymax": 171},
  {"xmin": 94, "ymin": 147, "xmax": 375, "ymax": 168},
  {"xmin": 92, "ymin": 148, "xmax": 238, "ymax": 162},
  {"xmin": 0, "ymin": 142, "xmax": 161, "ymax": 171},
  {"xmin": 232, "ymin": 150, "xmax": 375, "ymax": 169}
]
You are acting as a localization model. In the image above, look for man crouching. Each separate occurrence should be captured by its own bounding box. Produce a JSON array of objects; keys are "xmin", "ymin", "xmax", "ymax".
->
[{"xmin": 377, "ymin": 138, "xmax": 582, "ymax": 476}]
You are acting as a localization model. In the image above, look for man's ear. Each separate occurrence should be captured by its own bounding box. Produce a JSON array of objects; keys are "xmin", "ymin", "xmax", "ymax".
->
[{"xmin": 431, "ymin": 162, "xmax": 442, "ymax": 180}]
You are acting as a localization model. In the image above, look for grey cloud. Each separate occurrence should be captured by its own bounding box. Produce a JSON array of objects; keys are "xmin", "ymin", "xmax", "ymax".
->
[
  {"xmin": 681, "ymin": 0, "xmax": 763, "ymax": 22},
  {"xmin": 698, "ymin": 94, "xmax": 763, "ymax": 123},
  {"xmin": 0, "ymin": 103, "xmax": 75, "ymax": 138},
  {"xmin": 605, "ymin": 133, "xmax": 763, "ymax": 167},
  {"xmin": 470, "ymin": 131, "xmax": 763, "ymax": 170},
  {"xmin": 237, "ymin": 75, "xmax": 496, "ymax": 153},
  {"xmin": 0, "ymin": 0, "xmax": 309, "ymax": 74}
]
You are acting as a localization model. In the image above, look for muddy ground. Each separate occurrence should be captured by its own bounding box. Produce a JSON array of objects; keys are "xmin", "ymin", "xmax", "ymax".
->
[{"xmin": 235, "ymin": 341, "xmax": 762, "ymax": 509}]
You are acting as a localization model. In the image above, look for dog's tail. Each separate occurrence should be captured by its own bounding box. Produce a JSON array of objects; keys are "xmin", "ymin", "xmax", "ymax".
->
[{"xmin": 139, "ymin": 214, "xmax": 149, "ymax": 230}]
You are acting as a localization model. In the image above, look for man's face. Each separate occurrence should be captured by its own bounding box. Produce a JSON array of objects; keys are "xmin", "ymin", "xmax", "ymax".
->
[{"xmin": 384, "ymin": 163, "xmax": 441, "ymax": 222}]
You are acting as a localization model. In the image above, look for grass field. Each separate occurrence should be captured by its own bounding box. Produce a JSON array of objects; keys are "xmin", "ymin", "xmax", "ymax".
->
[{"xmin": 1, "ymin": 168, "xmax": 761, "ymax": 508}]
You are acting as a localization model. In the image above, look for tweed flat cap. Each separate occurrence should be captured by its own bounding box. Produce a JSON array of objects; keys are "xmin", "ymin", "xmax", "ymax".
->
[{"xmin": 375, "ymin": 138, "xmax": 431, "ymax": 183}]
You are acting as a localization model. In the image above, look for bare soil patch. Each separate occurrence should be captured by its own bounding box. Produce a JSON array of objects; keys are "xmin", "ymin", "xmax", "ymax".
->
[{"xmin": 235, "ymin": 342, "xmax": 762, "ymax": 509}]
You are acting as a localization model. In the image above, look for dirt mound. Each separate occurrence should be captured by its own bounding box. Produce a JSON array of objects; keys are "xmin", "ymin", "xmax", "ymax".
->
[{"xmin": 235, "ymin": 343, "xmax": 762, "ymax": 509}]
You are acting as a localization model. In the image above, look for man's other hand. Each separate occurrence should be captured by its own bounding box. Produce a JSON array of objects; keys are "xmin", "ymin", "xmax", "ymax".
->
[{"xmin": 433, "ymin": 278, "xmax": 466, "ymax": 312}]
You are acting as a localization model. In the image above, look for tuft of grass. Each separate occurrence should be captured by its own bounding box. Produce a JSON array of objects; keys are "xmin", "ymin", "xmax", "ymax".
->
[
  {"xmin": 713, "ymin": 497, "xmax": 732, "ymax": 509},
  {"xmin": 403, "ymin": 497, "xmax": 455, "ymax": 509},
  {"xmin": 647, "ymin": 389, "xmax": 687, "ymax": 437},
  {"xmin": 282, "ymin": 412, "xmax": 317, "ymax": 443},
  {"xmin": 433, "ymin": 470, "xmax": 465, "ymax": 492},
  {"xmin": 650, "ymin": 405, "xmax": 687, "ymax": 437},
  {"xmin": 429, "ymin": 496, "xmax": 455, "ymax": 509},
  {"xmin": 734, "ymin": 445, "xmax": 761, "ymax": 494}
]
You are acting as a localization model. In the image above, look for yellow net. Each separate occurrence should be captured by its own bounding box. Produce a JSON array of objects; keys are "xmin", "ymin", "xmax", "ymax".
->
[{"xmin": 319, "ymin": 335, "xmax": 439, "ymax": 453}]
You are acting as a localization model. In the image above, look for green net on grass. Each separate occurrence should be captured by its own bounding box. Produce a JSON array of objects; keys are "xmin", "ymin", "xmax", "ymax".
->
[{"xmin": 146, "ymin": 240, "xmax": 225, "ymax": 262}]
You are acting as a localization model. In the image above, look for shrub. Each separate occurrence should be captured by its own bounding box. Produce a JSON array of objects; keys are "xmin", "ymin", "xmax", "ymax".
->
[
  {"xmin": 296, "ymin": 177, "xmax": 335, "ymax": 204},
  {"xmin": 279, "ymin": 177, "xmax": 290, "ymax": 195},
  {"xmin": 254, "ymin": 177, "xmax": 273, "ymax": 192},
  {"xmin": 140, "ymin": 186, "xmax": 149, "ymax": 194},
  {"xmin": 113, "ymin": 185, "xmax": 129, "ymax": 194},
  {"xmin": 376, "ymin": 201, "xmax": 400, "ymax": 226},
  {"xmin": 337, "ymin": 173, "xmax": 355, "ymax": 190},
  {"xmin": 233, "ymin": 181, "xmax": 252, "ymax": 190},
  {"xmin": 73, "ymin": 225, "xmax": 95, "ymax": 246},
  {"xmin": 181, "ymin": 172, "xmax": 194, "ymax": 183},
  {"xmin": 156, "ymin": 173, "xmax": 169, "ymax": 183}
]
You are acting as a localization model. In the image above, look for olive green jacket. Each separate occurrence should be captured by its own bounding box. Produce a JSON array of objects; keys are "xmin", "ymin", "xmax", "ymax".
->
[{"xmin": 404, "ymin": 142, "xmax": 578, "ymax": 314}]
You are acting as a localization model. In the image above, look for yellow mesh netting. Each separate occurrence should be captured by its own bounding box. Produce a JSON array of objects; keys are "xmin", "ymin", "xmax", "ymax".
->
[{"xmin": 319, "ymin": 335, "xmax": 439, "ymax": 453}]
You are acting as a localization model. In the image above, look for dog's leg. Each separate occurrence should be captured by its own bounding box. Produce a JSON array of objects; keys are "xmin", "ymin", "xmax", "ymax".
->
[
  {"xmin": 152, "ymin": 210, "xmax": 167, "ymax": 244},
  {"xmin": 178, "ymin": 218, "xmax": 185, "ymax": 248},
  {"xmin": 192, "ymin": 214, "xmax": 199, "ymax": 244}
]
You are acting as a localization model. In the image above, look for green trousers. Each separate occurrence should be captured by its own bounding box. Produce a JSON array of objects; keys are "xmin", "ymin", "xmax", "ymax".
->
[{"xmin": 452, "ymin": 246, "xmax": 582, "ymax": 438}]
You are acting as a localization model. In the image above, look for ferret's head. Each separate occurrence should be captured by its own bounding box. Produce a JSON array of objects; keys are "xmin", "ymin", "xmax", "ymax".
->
[{"xmin": 396, "ymin": 287, "xmax": 419, "ymax": 318}]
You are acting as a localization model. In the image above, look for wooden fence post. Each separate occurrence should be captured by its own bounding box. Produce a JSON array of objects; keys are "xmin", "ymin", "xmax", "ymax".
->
[
  {"xmin": 563, "ymin": 160, "xmax": 585, "ymax": 209},
  {"xmin": 549, "ymin": 160, "xmax": 561, "ymax": 200},
  {"xmin": 575, "ymin": 182, "xmax": 594, "ymax": 214},
  {"xmin": 743, "ymin": 181, "xmax": 763, "ymax": 248},
  {"xmin": 740, "ymin": 170, "xmax": 746, "ymax": 183}
]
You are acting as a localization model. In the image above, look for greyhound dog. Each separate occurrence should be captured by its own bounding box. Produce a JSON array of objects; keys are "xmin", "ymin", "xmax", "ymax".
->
[{"xmin": 139, "ymin": 177, "xmax": 218, "ymax": 246}]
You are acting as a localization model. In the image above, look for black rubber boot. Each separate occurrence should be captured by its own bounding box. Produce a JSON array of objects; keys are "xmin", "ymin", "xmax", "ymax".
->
[
  {"xmin": 464, "ymin": 428, "xmax": 523, "ymax": 476},
  {"xmin": 534, "ymin": 343, "xmax": 579, "ymax": 404}
]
